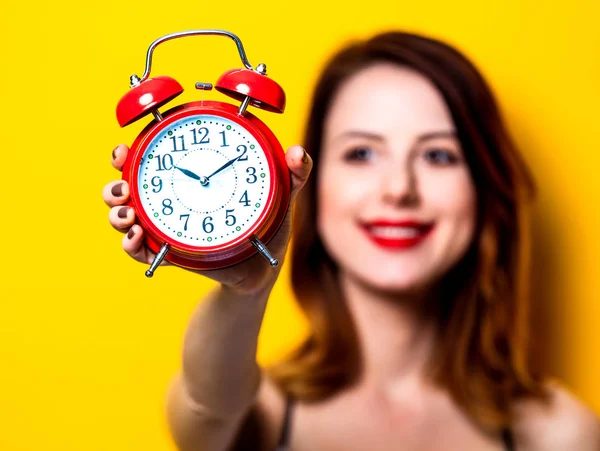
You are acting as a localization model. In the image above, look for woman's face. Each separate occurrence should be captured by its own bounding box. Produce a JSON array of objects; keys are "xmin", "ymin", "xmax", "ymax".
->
[{"xmin": 317, "ymin": 63, "xmax": 477, "ymax": 294}]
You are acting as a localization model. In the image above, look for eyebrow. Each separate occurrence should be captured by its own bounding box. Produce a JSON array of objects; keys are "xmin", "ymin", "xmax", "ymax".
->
[
  {"xmin": 332, "ymin": 130, "xmax": 457, "ymax": 145},
  {"xmin": 416, "ymin": 130, "xmax": 457, "ymax": 143}
]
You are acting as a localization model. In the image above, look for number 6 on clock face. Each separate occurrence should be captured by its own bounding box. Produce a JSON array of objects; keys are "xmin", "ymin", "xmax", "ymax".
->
[{"xmin": 138, "ymin": 114, "xmax": 271, "ymax": 248}]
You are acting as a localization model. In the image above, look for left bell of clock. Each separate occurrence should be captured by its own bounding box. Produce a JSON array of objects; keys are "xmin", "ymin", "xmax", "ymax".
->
[{"xmin": 116, "ymin": 75, "xmax": 184, "ymax": 127}]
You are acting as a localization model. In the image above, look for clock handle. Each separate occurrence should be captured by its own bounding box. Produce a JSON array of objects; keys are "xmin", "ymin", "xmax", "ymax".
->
[
  {"xmin": 133, "ymin": 29, "xmax": 253, "ymax": 87},
  {"xmin": 145, "ymin": 243, "xmax": 170, "ymax": 278},
  {"xmin": 250, "ymin": 237, "xmax": 279, "ymax": 267}
]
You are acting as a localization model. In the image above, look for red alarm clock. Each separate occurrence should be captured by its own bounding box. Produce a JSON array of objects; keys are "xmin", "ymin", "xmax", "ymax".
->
[{"xmin": 116, "ymin": 30, "xmax": 290, "ymax": 277}]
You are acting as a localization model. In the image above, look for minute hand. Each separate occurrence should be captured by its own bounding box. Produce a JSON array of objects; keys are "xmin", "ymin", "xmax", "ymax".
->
[{"xmin": 205, "ymin": 156, "xmax": 241, "ymax": 181}]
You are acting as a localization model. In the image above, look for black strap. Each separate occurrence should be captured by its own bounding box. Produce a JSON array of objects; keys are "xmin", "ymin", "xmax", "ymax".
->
[
  {"xmin": 501, "ymin": 428, "xmax": 515, "ymax": 451},
  {"xmin": 275, "ymin": 397, "xmax": 294, "ymax": 450},
  {"xmin": 274, "ymin": 399, "xmax": 513, "ymax": 451}
]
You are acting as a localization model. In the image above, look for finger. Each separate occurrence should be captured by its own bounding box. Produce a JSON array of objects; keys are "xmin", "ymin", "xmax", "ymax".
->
[
  {"xmin": 285, "ymin": 145, "xmax": 313, "ymax": 202},
  {"xmin": 108, "ymin": 205, "xmax": 136, "ymax": 233},
  {"xmin": 103, "ymin": 181, "xmax": 130, "ymax": 207},
  {"xmin": 111, "ymin": 144, "xmax": 129, "ymax": 171},
  {"xmin": 122, "ymin": 224, "xmax": 155, "ymax": 264}
]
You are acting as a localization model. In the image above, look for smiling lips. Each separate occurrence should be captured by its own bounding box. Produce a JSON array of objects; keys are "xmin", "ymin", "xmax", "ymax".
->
[{"xmin": 360, "ymin": 220, "xmax": 435, "ymax": 249}]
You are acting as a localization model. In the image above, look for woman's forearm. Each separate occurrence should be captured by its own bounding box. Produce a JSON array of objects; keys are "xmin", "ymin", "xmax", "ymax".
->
[
  {"xmin": 166, "ymin": 280, "xmax": 276, "ymax": 451},
  {"xmin": 180, "ymin": 281, "xmax": 274, "ymax": 417}
]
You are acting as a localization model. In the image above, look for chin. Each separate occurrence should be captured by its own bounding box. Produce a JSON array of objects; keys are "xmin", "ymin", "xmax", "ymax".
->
[{"xmin": 350, "ymin": 266, "xmax": 439, "ymax": 296}]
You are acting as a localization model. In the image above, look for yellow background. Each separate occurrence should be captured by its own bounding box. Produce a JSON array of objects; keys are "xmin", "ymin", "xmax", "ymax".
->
[{"xmin": 1, "ymin": 0, "xmax": 599, "ymax": 450}]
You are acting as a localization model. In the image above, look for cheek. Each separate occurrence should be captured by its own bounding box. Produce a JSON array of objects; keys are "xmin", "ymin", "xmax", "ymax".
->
[
  {"xmin": 420, "ymin": 168, "xmax": 477, "ymax": 250},
  {"xmin": 420, "ymin": 167, "xmax": 475, "ymax": 214},
  {"xmin": 317, "ymin": 166, "xmax": 370, "ymax": 222},
  {"xmin": 316, "ymin": 165, "xmax": 373, "ymax": 262}
]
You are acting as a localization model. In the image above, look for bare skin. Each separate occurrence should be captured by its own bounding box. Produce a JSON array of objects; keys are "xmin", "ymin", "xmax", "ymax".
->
[{"xmin": 104, "ymin": 64, "xmax": 600, "ymax": 451}]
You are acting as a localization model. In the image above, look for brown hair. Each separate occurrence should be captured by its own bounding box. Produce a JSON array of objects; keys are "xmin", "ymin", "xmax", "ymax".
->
[{"xmin": 268, "ymin": 31, "xmax": 548, "ymax": 429}]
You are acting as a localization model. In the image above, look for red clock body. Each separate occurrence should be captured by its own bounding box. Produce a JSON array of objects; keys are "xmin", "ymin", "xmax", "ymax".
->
[{"xmin": 121, "ymin": 101, "xmax": 290, "ymax": 270}]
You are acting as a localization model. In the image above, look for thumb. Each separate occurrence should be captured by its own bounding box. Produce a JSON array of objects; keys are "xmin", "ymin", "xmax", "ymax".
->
[{"xmin": 285, "ymin": 145, "xmax": 313, "ymax": 203}]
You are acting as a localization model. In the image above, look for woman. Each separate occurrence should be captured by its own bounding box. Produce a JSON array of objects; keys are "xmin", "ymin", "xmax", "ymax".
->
[{"xmin": 103, "ymin": 31, "xmax": 600, "ymax": 450}]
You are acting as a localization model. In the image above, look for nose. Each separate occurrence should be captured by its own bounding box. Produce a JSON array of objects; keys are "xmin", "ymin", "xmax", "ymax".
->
[{"xmin": 380, "ymin": 153, "xmax": 419, "ymax": 207}]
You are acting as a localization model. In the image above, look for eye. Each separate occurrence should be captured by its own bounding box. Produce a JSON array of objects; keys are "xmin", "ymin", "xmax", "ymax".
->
[
  {"xmin": 344, "ymin": 146, "xmax": 373, "ymax": 162},
  {"xmin": 423, "ymin": 148, "xmax": 460, "ymax": 165}
]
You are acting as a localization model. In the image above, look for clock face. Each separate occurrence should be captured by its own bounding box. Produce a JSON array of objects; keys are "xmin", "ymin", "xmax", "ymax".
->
[{"xmin": 137, "ymin": 114, "xmax": 272, "ymax": 248}]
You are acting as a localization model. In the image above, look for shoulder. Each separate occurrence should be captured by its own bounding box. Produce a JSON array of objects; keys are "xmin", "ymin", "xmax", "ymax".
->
[{"xmin": 512, "ymin": 381, "xmax": 600, "ymax": 451}]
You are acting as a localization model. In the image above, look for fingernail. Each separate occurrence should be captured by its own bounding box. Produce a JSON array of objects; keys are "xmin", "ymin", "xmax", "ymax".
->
[
  {"xmin": 118, "ymin": 207, "xmax": 130, "ymax": 219},
  {"xmin": 111, "ymin": 183, "xmax": 123, "ymax": 197},
  {"xmin": 302, "ymin": 149, "xmax": 309, "ymax": 164},
  {"xmin": 127, "ymin": 227, "xmax": 135, "ymax": 239},
  {"xmin": 112, "ymin": 146, "xmax": 119, "ymax": 161}
]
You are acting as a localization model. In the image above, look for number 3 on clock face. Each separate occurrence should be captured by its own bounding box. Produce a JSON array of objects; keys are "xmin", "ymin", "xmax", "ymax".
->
[{"xmin": 137, "ymin": 114, "xmax": 271, "ymax": 248}]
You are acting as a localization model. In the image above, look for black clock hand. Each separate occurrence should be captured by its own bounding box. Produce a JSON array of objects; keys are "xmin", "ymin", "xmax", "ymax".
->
[
  {"xmin": 205, "ymin": 155, "xmax": 241, "ymax": 181},
  {"xmin": 174, "ymin": 166, "xmax": 202, "ymax": 181}
]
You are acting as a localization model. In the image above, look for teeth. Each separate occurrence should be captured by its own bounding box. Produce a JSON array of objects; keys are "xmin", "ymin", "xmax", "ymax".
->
[{"xmin": 369, "ymin": 226, "xmax": 421, "ymax": 238}]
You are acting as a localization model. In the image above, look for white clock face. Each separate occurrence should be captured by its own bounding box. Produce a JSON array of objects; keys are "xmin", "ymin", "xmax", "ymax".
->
[{"xmin": 137, "ymin": 114, "xmax": 272, "ymax": 247}]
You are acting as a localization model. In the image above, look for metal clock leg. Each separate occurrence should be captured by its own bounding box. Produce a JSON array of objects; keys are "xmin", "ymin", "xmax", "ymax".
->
[
  {"xmin": 145, "ymin": 243, "xmax": 171, "ymax": 278},
  {"xmin": 250, "ymin": 237, "xmax": 279, "ymax": 267}
]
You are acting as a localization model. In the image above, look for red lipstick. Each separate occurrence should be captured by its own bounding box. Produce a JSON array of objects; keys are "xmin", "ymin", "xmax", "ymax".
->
[{"xmin": 360, "ymin": 220, "xmax": 435, "ymax": 249}]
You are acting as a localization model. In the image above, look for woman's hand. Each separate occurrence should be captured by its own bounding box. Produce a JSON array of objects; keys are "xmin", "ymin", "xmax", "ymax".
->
[{"xmin": 102, "ymin": 143, "xmax": 313, "ymax": 293}]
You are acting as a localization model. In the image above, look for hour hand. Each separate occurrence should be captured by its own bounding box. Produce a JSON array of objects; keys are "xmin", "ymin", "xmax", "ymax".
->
[{"xmin": 174, "ymin": 165, "xmax": 202, "ymax": 181}]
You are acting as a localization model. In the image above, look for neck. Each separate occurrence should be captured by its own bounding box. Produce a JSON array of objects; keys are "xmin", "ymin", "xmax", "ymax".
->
[{"xmin": 340, "ymin": 272, "xmax": 439, "ymax": 393}]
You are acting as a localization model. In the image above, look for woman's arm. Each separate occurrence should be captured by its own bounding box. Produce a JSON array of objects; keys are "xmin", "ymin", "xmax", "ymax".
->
[
  {"xmin": 172, "ymin": 368, "xmax": 289, "ymax": 451},
  {"xmin": 166, "ymin": 282, "xmax": 277, "ymax": 451}
]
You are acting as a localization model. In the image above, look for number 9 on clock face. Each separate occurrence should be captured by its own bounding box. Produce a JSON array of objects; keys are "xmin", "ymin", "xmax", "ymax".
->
[{"xmin": 137, "ymin": 114, "xmax": 272, "ymax": 248}]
